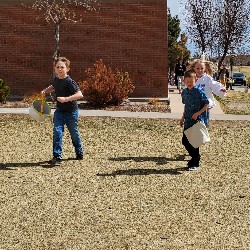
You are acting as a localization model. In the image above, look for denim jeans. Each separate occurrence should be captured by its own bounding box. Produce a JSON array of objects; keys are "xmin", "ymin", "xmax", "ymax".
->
[
  {"xmin": 53, "ymin": 109, "xmax": 83, "ymax": 158},
  {"xmin": 204, "ymin": 109, "xmax": 210, "ymax": 127}
]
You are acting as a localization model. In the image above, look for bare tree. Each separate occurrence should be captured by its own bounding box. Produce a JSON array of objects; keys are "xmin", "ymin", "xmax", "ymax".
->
[
  {"xmin": 183, "ymin": 0, "xmax": 217, "ymax": 55},
  {"xmin": 214, "ymin": 0, "xmax": 250, "ymax": 69},
  {"xmin": 23, "ymin": 0, "xmax": 98, "ymax": 61},
  {"xmin": 183, "ymin": 0, "xmax": 250, "ymax": 69}
]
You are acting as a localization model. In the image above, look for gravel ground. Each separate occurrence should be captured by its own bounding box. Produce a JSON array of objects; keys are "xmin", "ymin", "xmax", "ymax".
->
[{"xmin": 0, "ymin": 115, "xmax": 249, "ymax": 250}]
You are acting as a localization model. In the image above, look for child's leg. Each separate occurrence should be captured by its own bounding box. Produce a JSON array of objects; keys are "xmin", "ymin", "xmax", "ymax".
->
[
  {"xmin": 65, "ymin": 110, "xmax": 83, "ymax": 156},
  {"xmin": 53, "ymin": 110, "xmax": 65, "ymax": 159},
  {"xmin": 176, "ymin": 76, "xmax": 179, "ymax": 89},
  {"xmin": 177, "ymin": 76, "xmax": 182, "ymax": 93},
  {"xmin": 181, "ymin": 76, "xmax": 185, "ymax": 92},
  {"xmin": 182, "ymin": 132, "xmax": 200, "ymax": 167}
]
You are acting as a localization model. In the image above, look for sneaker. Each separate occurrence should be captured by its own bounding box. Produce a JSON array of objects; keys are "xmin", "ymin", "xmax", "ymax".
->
[
  {"xmin": 49, "ymin": 157, "xmax": 62, "ymax": 165},
  {"xmin": 76, "ymin": 153, "xmax": 83, "ymax": 160},
  {"xmin": 188, "ymin": 166, "xmax": 200, "ymax": 171}
]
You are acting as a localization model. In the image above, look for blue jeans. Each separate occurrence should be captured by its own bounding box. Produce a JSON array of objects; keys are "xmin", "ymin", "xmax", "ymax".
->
[
  {"xmin": 205, "ymin": 109, "xmax": 210, "ymax": 127},
  {"xmin": 53, "ymin": 109, "xmax": 83, "ymax": 158}
]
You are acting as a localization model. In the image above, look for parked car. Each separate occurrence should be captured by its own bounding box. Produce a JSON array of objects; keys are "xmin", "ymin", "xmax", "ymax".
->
[{"xmin": 232, "ymin": 72, "xmax": 246, "ymax": 85}]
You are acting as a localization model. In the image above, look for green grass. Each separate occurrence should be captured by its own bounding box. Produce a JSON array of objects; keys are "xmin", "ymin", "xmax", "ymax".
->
[
  {"xmin": 233, "ymin": 66, "xmax": 250, "ymax": 78},
  {"xmin": 215, "ymin": 90, "xmax": 250, "ymax": 115}
]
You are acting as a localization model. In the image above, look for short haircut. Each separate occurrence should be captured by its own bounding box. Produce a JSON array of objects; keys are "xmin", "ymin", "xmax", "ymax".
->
[
  {"xmin": 54, "ymin": 57, "xmax": 70, "ymax": 68},
  {"xmin": 184, "ymin": 70, "xmax": 196, "ymax": 79}
]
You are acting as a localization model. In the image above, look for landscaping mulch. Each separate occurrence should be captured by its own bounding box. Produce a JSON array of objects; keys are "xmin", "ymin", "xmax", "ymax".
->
[
  {"xmin": 0, "ymin": 100, "xmax": 171, "ymax": 113},
  {"xmin": 0, "ymin": 115, "xmax": 249, "ymax": 249}
]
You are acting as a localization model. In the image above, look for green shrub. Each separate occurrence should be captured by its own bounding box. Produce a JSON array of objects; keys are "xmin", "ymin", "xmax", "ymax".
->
[
  {"xmin": 79, "ymin": 59, "xmax": 134, "ymax": 106},
  {"xmin": 0, "ymin": 79, "xmax": 10, "ymax": 104}
]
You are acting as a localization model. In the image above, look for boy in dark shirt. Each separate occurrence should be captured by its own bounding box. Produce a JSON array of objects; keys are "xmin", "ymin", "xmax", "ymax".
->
[
  {"xmin": 42, "ymin": 57, "xmax": 83, "ymax": 165},
  {"xmin": 180, "ymin": 70, "xmax": 209, "ymax": 171}
]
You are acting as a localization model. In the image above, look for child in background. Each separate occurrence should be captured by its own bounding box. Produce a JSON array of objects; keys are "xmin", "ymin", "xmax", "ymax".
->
[
  {"xmin": 218, "ymin": 65, "xmax": 229, "ymax": 87},
  {"xmin": 175, "ymin": 59, "xmax": 186, "ymax": 93},
  {"xmin": 180, "ymin": 70, "xmax": 209, "ymax": 171},
  {"xmin": 41, "ymin": 57, "xmax": 84, "ymax": 165},
  {"xmin": 226, "ymin": 77, "xmax": 233, "ymax": 90},
  {"xmin": 188, "ymin": 60, "xmax": 227, "ymax": 124}
]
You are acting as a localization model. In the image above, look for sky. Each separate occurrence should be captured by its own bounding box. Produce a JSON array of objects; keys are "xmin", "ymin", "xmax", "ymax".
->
[
  {"xmin": 167, "ymin": 0, "xmax": 197, "ymax": 55},
  {"xmin": 167, "ymin": 0, "xmax": 181, "ymax": 17},
  {"xmin": 167, "ymin": 0, "xmax": 250, "ymax": 56}
]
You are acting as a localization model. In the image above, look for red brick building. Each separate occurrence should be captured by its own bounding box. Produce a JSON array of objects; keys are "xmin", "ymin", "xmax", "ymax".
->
[{"xmin": 0, "ymin": 0, "xmax": 168, "ymax": 97}]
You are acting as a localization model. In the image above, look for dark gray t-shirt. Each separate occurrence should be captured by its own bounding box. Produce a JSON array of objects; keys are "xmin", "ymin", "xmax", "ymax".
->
[{"xmin": 52, "ymin": 75, "xmax": 80, "ymax": 112}]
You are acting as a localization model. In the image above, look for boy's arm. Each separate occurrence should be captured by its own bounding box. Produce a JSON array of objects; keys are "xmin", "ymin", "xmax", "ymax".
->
[
  {"xmin": 41, "ymin": 85, "xmax": 54, "ymax": 94},
  {"xmin": 57, "ymin": 90, "xmax": 83, "ymax": 103},
  {"xmin": 192, "ymin": 103, "xmax": 209, "ymax": 120}
]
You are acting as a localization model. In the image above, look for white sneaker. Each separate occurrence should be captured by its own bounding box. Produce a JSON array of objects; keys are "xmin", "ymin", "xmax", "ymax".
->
[{"xmin": 188, "ymin": 166, "xmax": 200, "ymax": 171}]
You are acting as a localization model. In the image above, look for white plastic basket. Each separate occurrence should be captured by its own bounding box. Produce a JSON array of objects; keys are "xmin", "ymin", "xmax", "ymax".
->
[{"xmin": 29, "ymin": 99, "xmax": 51, "ymax": 122}]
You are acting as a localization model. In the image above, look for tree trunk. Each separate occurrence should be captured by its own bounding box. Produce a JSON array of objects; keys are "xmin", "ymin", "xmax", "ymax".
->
[
  {"xmin": 218, "ymin": 43, "xmax": 229, "ymax": 70},
  {"xmin": 53, "ymin": 23, "xmax": 60, "ymax": 61}
]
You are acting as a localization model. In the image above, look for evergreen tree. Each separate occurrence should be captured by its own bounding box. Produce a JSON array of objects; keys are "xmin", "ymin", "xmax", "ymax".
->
[{"xmin": 168, "ymin": 9, "xmax": 190, "ymax": 73}]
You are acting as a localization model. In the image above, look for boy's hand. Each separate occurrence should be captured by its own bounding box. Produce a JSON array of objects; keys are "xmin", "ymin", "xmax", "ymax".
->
[
  {"xmin": 57, "ymin": 97, "xmax": 68, "ymax": 103},
  {"xmin": 192, "ymin": 112, "xmax": 199, "ymax": 120},
  {"xmin": 180, "ymin": 117, "xmax": 184, "ymax": 127}
]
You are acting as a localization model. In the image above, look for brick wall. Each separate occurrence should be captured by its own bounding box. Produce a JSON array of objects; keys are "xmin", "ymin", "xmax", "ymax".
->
[{"xmin": 0, "ymin": 0, "xmax": 168, "ymax": 97}]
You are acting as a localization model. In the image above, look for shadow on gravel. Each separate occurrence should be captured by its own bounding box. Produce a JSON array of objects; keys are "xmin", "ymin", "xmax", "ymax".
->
[
  {"xmin": 97, "ymin": 155, "xmax": 188, "ymax": 176},
  {"xmin": 0, "ymin": 161, "xmax": 54, "ymax": 170},
  {"xmin": 109, "ymin": 154, "xmax": 187, "ymax": 165},
  {"xmin": 0, "ymin": 158, "xmax": 77, "ymax": 170},
  {"xmin": 97, "ymin": 167, "xmax": 187, "ymax": 176}
]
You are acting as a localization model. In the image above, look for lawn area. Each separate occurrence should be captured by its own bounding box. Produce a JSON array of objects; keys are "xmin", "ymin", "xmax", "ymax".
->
[
  {"xmin": 0, "ymin": 115, "xmax": 249, "ymax": 249},
  {"xmin": 215, "ymin": 90, "xmax": 250, "ymax": 115},
  {"xmin": 233, "ymin": 66, "xmax": 250, "ymax": 77}
]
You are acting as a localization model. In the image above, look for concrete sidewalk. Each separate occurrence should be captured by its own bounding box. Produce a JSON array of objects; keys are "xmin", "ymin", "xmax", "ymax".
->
[
  {"xmin": 0, "ymin": 88, "xmax": 250, "ymax": 121},
  {"xmin": 169, "ymin": 86, "xmax": 224, "ymax": 115},
  {"xmin": 168, "ymin": 86, "xmax": 249, "ymax": 121},
  {"xmin": 0, "ymin": 106, "xmax": 249, "ymax": 121}
]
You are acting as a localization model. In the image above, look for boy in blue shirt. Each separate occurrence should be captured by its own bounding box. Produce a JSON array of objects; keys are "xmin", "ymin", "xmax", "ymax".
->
[
  {"xmin": 180, "ymin": 70, "xmax": 209, "ymax": 171},
  {"xmin": 42, "ymin": 57, "xmax": 83, "ymax": 165}
]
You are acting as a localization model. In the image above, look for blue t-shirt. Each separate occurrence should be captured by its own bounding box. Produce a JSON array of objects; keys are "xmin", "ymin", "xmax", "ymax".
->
[
  {"xmin": 181, "ymin": 86, "xmax": 209, "ymax": 129},
  {"xmin": 52, "ymin": 75, "xmax": 80, "ymax": 112}
]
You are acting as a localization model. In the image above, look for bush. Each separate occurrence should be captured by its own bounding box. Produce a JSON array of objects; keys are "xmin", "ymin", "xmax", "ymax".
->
[
  {"xmin": 79, "ymin": 59, "xmax": 134, "ymax": 106},
  {"xmin": 0, "ymin": 79, "xmax": 10, "ymax": 104}
]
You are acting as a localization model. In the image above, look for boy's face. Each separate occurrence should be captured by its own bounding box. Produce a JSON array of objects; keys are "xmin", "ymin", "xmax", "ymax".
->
[
  {"xmin": 184, "ymin": 76, "xmax": 196, "ymax": 90},
  {"xmin": 194, "ymin": 62, "xmax": 205, "ymax": 78},
  {"xmin": 55, "ymin": 61, "xmax": 69, "ymax": 79}
]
